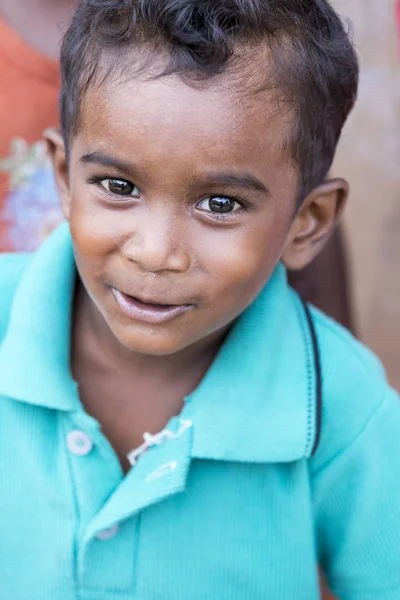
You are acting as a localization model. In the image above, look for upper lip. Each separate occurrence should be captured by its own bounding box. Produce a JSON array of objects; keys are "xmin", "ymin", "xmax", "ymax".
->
[{"xmin": 113, "ymin": 286, "xmax": 193, "ymax": 307}]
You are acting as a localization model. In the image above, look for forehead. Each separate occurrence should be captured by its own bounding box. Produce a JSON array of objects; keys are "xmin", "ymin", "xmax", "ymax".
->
[{"xmin": 76, "ymin": 69, "xmax": 295, "ymax": 189}]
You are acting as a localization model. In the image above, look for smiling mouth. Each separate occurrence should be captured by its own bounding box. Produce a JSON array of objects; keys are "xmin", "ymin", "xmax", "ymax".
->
[{"xmin": 111, "ymin": 288, "xmax": 193, "ymax": 324}]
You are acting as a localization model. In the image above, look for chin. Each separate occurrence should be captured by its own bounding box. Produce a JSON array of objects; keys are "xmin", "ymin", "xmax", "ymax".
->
[{"xmin": 114, "ymin": 326, "xmax": 191, "ymax": 357}]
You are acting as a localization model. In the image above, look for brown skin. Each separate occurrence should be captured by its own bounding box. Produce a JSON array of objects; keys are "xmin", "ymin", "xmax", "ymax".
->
[{"xmin": 46, "ymin": 65, "xmax": 347, "ymax": 472}]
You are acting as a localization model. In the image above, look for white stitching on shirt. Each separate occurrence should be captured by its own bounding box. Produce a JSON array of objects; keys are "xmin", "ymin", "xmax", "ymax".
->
[{"xmin": 127, "ymin": 419, "xmax": 192, "ymax": 466}]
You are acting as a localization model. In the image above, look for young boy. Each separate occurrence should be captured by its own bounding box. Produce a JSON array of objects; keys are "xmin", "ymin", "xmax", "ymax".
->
[
  {"xmin": 0, "ymin": 1, "xmax": 399, "ymax": 598},
  {"xmin": 0, "ymin": 0, "xmax": 351, "ymax": 343}
]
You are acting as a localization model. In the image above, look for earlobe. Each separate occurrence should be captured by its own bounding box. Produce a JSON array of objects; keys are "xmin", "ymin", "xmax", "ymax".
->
[
  {"xmin": 282, "ymin": 178, "xmax": 349, "ymax": 271},
  {"xmin": 43, "ymin": 127, "xmax": 71, "ymax": 221}
]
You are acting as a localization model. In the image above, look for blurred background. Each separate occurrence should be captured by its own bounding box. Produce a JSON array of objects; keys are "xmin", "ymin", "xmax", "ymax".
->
[
  {"xmin": 325, "ymin": 2, "xmax": 399, "ymax": 595},
  {"xmin": 332, "ymin": 0, "xmax": 400, "ymax": 391}
]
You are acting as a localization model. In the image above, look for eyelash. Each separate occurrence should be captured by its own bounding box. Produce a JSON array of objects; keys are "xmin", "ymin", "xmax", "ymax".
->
[
  {"xmin": 87, "ymin": 174, "xmax": 136, "ymax": 197},
  {"xmin": 205, "ymin": 194, "xmax": 247, "ymax": 221},
  {"xmin": 86, "ymin": 174, "xmax": 249, "ymax": 217}
]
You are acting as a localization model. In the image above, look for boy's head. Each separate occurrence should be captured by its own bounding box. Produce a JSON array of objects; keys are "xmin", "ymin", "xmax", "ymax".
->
[{"xmin": 47, "ymin": 0, "xmax": 358, "ymax": 356}]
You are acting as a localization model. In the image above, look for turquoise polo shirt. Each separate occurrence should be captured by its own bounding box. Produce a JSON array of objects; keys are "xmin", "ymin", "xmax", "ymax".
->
[{"xmin": 1, "ymin": 223, "xmax": 400, "ymax": 600}]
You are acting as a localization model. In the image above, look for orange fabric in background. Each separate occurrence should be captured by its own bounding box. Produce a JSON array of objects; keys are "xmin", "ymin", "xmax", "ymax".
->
[{"xmin": 0, "ymin": 17, "xmax": 60, "ymax": 251}]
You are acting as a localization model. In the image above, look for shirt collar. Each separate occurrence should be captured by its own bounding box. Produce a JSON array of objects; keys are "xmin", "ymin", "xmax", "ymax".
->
[
  {"xmin": 0, "ymin": 223, "xmax": 79, "ymax": 411},
  {"xmin": 187, "ymin": 264, "xmax": 317, "ymax": 463},
  {"xmin": 0, "ymin": 223, "xmax": 317, "ymax": 463}
]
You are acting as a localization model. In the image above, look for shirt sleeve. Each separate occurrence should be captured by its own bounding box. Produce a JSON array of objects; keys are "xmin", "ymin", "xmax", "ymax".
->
[{"xmin": 311, "ymin": 387, "xmax": 400, "ymax": 600}]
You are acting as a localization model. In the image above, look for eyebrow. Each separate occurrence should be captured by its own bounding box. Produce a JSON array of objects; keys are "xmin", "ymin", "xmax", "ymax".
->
[
  {"xmin": 80, "ymin": 152, "xmax": 132, "ymax": 172},
  {"xmin": 207, "ymin": 172, "xmax": 269, "ymax": 195},
  {"xmin": 80, "ymin": 151, "xmax": 269, "ymax": 195}
]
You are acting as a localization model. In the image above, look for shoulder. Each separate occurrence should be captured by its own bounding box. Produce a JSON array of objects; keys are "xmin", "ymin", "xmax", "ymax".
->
[
  {"xmin": 0, "ymin": 253, "xmax": 32, "ymax": 298},
  {"xmin": 308, "ymin": 306, "xmax": 396, "ymax": 470},
  {"xmin": 0, "ymin": 253, "xmax": 32, "ymax": 340}
]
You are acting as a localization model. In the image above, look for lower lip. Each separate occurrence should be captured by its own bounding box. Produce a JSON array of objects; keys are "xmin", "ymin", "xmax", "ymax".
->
[{"xmin": 112, "ymin": 288, "xmax": 192, "ymax": 324}]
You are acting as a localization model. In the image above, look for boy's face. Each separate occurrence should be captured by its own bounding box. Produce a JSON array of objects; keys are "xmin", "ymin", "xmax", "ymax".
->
[{"xmin": 49, "ymin": 67, "xmax": 343, "ymax": 356}]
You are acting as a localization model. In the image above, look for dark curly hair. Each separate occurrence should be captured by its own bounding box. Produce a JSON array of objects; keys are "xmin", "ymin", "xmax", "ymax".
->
[{"xmin": 60, "ymin": 0, "xmax": 359, "ymax": 203}]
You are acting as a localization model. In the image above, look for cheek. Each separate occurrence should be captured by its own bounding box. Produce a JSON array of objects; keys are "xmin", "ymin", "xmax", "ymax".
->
[
  {"xmin": 199, "ymin": 220, "xmax": 286, "ymax": 294},
  {"xmin": 69, "ymin": 186, "xmax": 118, "ymax": 261}
]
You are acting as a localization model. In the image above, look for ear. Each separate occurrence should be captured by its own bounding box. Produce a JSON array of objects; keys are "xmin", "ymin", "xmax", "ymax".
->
[
  {"xmin": 281, "ymin": 178, "xmax": 349, "ymax": 271},
  {"xmin": 44, "ymin": 127, "xmax": 71, "ymax": 221}
]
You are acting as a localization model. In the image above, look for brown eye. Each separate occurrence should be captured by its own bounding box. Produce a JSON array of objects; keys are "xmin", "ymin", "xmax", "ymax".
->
[
  {"xmin": 197, "ymin": 196, "xmax": 241, "ymax": 214},
  {"xmin": 100, "ymin": 178, "xmax": 140, "ymax": 197}
]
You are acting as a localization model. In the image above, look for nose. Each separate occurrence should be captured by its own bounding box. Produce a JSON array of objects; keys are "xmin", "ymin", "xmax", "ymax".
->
[{"xmin": 121, "ymin": 211, "xmax": 191, "ymax": 274}]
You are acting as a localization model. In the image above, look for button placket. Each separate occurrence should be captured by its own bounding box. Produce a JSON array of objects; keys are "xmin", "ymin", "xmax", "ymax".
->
[
  {"xmin": 84, "ymin": 419, "xmax": 194, "ymax": 541},
  {"xmin": 68, "ymin": 412, "xmax": 122, "ymax": 471},
  {"xmin": 77, "ymin": 417, "xmax": 193, "ymax": 594},
  {"xmin": 62, "ymin": 414, "xmax": 127, "ymax": 594},
  {"xmin": 79, "ymin": 517, "xmax": 139, "ymax": 594}
]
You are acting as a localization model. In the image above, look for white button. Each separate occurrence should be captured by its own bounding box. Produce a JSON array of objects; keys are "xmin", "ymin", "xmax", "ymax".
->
[
  {"xmin": 96, "ymin": 524, "xmax": 119, "ymax": 541},
  {"xmin": 66, "ymin": 430, "xmax": 93, "ymax": 456}
]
